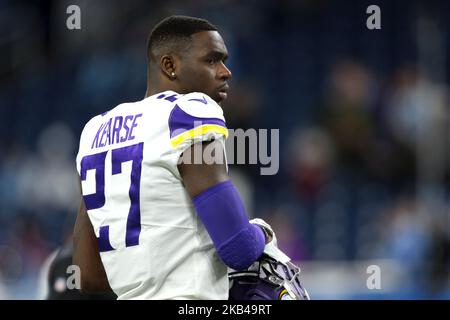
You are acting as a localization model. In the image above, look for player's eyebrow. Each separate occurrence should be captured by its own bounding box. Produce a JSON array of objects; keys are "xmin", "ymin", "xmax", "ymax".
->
[{"xmin": 205, "ymin": 50, "xmax": 228, "ymax": 61}]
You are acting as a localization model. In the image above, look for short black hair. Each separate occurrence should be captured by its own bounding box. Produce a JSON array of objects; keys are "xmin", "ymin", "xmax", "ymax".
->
[{"xmin": 147, "ymin": 15, "xmax": 218, "ymax": 63}]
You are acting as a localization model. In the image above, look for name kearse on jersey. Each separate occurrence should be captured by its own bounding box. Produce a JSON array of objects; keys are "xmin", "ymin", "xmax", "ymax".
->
[{"xmin": 91, "ymin": 113, "xmax": 142, "ymax": 149}]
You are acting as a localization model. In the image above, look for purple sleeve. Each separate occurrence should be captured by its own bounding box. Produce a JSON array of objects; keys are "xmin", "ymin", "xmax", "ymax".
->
[{"xmin": 192, "ymin": 180, "xmax": 265, "ymax": 270}]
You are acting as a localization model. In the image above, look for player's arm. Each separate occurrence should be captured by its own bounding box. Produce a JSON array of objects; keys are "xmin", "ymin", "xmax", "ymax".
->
[
  {"xmin": 73, "ymin": 197, "xmax": 113, "ymax": 293},
  {"xmin": 178, "ymin": 139, "xmax": 270, "ymax": 270}
]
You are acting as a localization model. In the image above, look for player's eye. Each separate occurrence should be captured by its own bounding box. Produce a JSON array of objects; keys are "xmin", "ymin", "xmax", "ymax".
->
[{"xmin": 206, "ymin": 54, "xmax": 228, "ymax": 66}]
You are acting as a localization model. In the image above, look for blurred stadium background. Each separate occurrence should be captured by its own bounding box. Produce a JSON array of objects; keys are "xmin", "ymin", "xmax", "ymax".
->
[{"xmin": 1, "ymin": 0, "xmax": 450, "ymax": 299}]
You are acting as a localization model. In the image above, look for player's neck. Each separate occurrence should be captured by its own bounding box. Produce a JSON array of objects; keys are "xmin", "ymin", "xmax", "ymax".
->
[
  {"xmin": 145, "ymin": 73, "xmax": 181, "ymax": 98},
  {"xmin": 144, "ymin": 87, "xmax": 153, "ymax": 98},
  {"xmin": 145, "ymin": 85, "xmax": 180, "ymax": 99}
]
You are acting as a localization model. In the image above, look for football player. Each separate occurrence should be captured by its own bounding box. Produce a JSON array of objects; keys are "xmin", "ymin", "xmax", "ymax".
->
[
  {"xmin": 37, "ymin": 238, "xmax": 117, "ymax": 300},
  {"xmin": 73, "ymin": 15, "xmax": 273, "ymax": 299}
]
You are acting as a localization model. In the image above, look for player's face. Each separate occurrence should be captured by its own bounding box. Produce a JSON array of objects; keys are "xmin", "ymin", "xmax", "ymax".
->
[{"xmin": 178, "ymin": 31, "xmax": 232, "ymax": 103}]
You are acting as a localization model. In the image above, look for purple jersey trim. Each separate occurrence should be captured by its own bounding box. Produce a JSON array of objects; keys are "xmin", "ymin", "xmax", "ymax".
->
[
  {"xmin": 188, "ymin": 96, "xmax": 208, "ymax": 104},
  {"xmin": 168, "ymin": 104, "xmax": 226, "ymax": 138}
]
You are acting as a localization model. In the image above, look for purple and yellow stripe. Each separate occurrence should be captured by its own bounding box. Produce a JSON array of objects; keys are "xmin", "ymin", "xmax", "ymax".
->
[{"xmin": 168, "ymin": 105, "xmax": 228, "ymax": 148}]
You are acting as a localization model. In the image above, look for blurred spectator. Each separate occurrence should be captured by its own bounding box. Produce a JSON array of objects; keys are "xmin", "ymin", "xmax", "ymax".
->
[
  {"xmin": 375, "ymin": 196, "xmax": 429, "ymax": 286},
  {"xmin": 318, "ymin": 61, "xmax": 377, "ymax": 175},
  {"xmin": 287, "ymin": 127, "xmax": 335, "ymax": 203},
  {"xmin": 422, "ymin": 221, "xmax": 450, "ymax": 296},
  {"xmin": 15, "ymin": 122, "xmax": 79, "ymax": 214},
  {"xmin": 6, "ymin": 214, "xmax": 51, "ymax": 277}
]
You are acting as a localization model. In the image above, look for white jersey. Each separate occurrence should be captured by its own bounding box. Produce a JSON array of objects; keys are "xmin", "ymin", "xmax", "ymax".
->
[{"xmin": 75, "ymin": 91, "xmax": 229, "ymax": 299}]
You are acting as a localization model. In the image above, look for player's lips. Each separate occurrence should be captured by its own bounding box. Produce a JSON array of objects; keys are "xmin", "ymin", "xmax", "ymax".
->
[{"xmin": 218, "ymin": 84, "xmax": 229, "ymax": 100}]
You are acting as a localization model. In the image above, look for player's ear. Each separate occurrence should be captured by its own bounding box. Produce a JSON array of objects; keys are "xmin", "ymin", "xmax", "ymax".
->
[{"xmin": 160, "ymin": 55, "xmax": 177, "ymax": 80}]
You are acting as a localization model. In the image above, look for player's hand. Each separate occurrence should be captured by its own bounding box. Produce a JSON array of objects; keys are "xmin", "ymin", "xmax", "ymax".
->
[{"xmin": 250, "ymin": 218, "xmax": 290, "ymax": 263}]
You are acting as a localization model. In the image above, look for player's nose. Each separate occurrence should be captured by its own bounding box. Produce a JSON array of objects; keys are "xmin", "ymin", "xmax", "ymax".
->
[{"xmin": 218, "ymin": 62, "xmax": 232, "ymax": 80}]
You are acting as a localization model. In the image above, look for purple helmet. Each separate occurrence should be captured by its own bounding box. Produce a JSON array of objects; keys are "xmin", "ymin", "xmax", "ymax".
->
[{"xmin": 228, "ymin": 254, "xmax": 310, "ymax": 300}]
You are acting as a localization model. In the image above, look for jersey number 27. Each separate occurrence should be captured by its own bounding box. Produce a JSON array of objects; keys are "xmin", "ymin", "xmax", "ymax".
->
[{"xmin": 80, "ymin": 142, "xmax": 143, "ymax": 252}]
